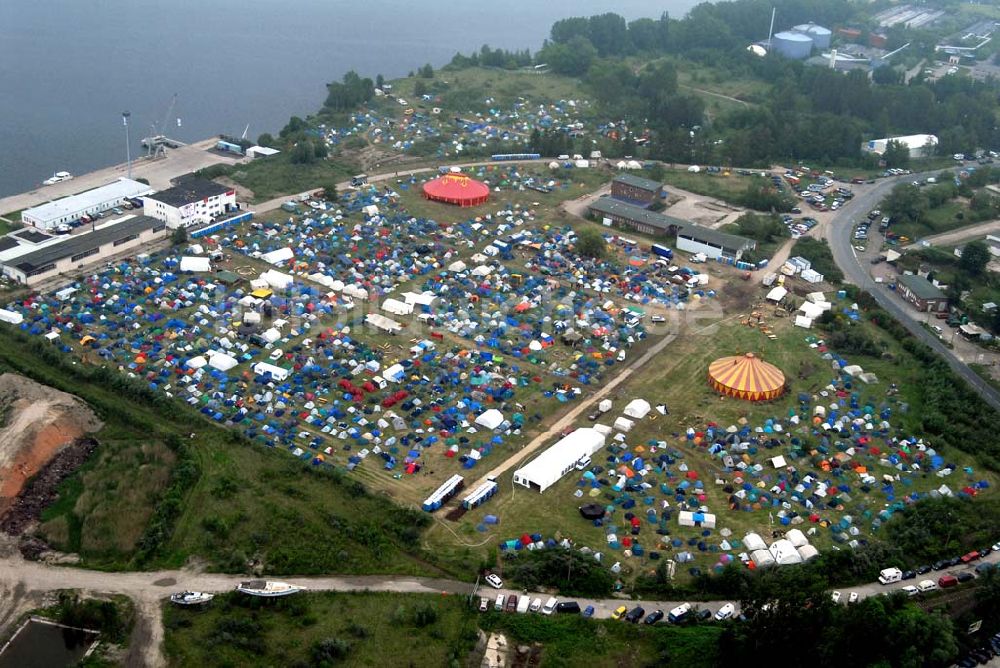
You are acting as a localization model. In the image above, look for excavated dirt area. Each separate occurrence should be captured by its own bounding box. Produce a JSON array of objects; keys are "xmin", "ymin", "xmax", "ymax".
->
[{"xmin": 0, "ymin": 374, "xmax": 101, "ymax": 520}]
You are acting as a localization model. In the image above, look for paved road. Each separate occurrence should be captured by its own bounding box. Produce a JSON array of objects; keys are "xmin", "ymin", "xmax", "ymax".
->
[
  {"xmin": 902, "ymin": 219, "xmax": 1000, "ymax": 250},
  {"xmin": 824, "ymin": 172, "xmax": 1000, "ymax": 412}
]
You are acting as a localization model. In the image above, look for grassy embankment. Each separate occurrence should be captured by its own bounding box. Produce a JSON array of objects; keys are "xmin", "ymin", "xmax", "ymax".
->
[{"xmin": 0, "ymin": 327, "xmax": 461, "ymax": 578}]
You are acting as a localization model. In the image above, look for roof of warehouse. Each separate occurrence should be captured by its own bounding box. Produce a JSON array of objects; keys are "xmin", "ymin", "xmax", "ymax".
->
[
  {"xmin": 22, "ymin": 178, "xmax": 153, "ymax": 224},
  {"xmin": 676, "ymin": 222, "xmax": 756, "ymax": 251},
  {"xmin": 11, "ymin": 215, "xmax": 163, "ymax": 272},
  {"xmin": 897, "ymin": 273, "xmax": 946, "ymax": 300},
  {"xmin": 587, "ymin": 197, "xmax": 686, "ymax": 231},
  {"xmin": 146, "ymin": 178, "xmax": 231, "ymax": 207},
  {"xmin": 612, "ymin": 173, "xmax": 663, "ymax": 192}
]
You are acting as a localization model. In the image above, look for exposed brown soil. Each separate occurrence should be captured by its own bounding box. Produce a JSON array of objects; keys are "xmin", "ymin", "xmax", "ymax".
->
[{"xmin": 0, "ymin": 373, "xmax": 101, "ymax": 517}]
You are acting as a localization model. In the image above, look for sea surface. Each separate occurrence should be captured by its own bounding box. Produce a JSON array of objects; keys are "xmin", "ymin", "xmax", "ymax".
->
[{"xmin": 0, "ymin": 0, "xmax": 702, "ymax": 198}]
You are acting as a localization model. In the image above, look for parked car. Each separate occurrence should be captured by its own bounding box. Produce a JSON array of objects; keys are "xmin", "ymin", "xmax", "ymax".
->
[
  {"xmin": 848, "ymin": 592, "xmax": 859, "ymax": 604},
  {"xmin": 831, "ymin": 591, "xmax": 841, "ymax": 603},
  {"xmin": 485, "ymin": 573, "xmax": 503, "ymax": 589},
  {"xmin": 901, "ymin": 585, "xmax": 919, "ymax": 597},
  {"xmin": 505, "ymin": 595, "xmax": 518, "ymax": 612},
  {"xmin": 916, "ymin": 565, "xmax": 932, "ymax": 575},
  {"xmin": 529, "ymin": 598, "xmax": 542, "ymax": 613},
  {"xmin": 696, "ymin": 609, "xmax": 713, "ymax": 622},
  {"xmin": 715, "ymin": 603, "xmax": 735, "ymax": 621},
  {"xmin": 961, "ymin": 551, "xmax": 981, "ymax": 563},
  {"xmin": 643, "ymin": 610, "xmax": 664, "ymax": 625},
  {"xmin": 555, "ymin": 601, "xmax": 581, "ymax": 614},
  {"xmin": 901, "ymin": 570, "xmax": 916, "ymax": 580},
  {"xmin": 582, "ymin": 605, "xmax": 594, "ymax": 618},
  {"xmin": 479, "ymin": 597, "xmax": 489, "ymax": 612},
  {"xmin": 918, "ymin": 579, "xmax": 938, "ymax": 593},
  {"xmin": 958, "ymin": 572, "xmax": 976, "ymax": 583},
  {"xmin": 612, "ymin": 605, "xmax": 628, "ymax": 621},
  {"xmin": 625, "ymin": 606, "xmax": 646, "ymax": 623},
  {"xmin": 541, "ymin": 597, "xmax": 558, "ymax": 615}
]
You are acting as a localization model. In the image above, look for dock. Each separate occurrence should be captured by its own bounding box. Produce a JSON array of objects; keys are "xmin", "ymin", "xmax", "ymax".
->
[{"xmin": 0, "ymin": 138, "xmax": 243, "ymax": 218}]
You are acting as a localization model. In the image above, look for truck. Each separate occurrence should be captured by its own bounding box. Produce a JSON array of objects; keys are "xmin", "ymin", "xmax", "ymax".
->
[
  {"xmin": 878, "ymin": 567, "xmax": 903, "ymax": 585},
  {"xmin": 651, "ymin": 243, "xmax": 674, "ymax": 260}
]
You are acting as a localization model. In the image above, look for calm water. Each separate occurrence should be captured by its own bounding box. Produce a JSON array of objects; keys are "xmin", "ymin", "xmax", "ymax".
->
[
  {"xmin": 0, "ymin": 620, "xmax": 97, "ymax": 668},
  {"xmin": 0, "ymin": 0, "xmax": 700, "ymax": 198}
]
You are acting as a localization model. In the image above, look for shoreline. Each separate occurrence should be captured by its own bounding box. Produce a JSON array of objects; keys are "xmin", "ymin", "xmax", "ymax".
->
[{"xmin": 0, "ymin": 138, "xmax": 242, "ymax": 219}]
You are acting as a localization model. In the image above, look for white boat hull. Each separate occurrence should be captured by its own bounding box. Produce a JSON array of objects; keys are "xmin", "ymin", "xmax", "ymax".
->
[{"xmin": 236, "ymin": 580, "xmax": 305, "ymax": 597}]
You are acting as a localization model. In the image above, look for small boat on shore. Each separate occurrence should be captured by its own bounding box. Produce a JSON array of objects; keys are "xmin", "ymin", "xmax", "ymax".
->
[
  {"xmin": 42, "ymin": 171, "xmax": 73, "ymax": 186},
  {"xmin": 169, "ymin": 591, "xmax": 214, "ymax": 606},
  {"xmin": 236, "ymin": 580, "xmax": 305, "ymax": 597}
]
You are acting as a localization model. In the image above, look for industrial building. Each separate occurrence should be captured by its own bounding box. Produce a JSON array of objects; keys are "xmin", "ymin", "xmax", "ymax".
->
[
  {"xmin": 896, "ymin": 274, "xmax": 948, "ymax": 313},
  {"xmin": 676, "ymin": 223, "xmax": 756, "ymax": 260},
  {"xmin": 610, "ymin": 174, "xmax": 663, "ymax": 206},
  {"xmin": 771, "ymin": 30, "xmax": 815, "ymax": 59},
  {"xmin": 793, "ymin": 23, "xmax": 832, "ymax": 49},
  {"xmin": 863, "ymin": 134, "xmax": 938, "ymax": 159},
  {"xmin": 0, "ymin": 215, "xmax": 166, "ymax": 285},
  {"xmin": 21, "ymin": 178, "xmax": 154, "ymax": 230},
  {"xmin": 588, "ymin": 197, "xmax": 685, "ymax": 236},
  {"xmin": 513, "ymin": 428, "xmax": 606, "ymax": 493},
  {"xmin": 143, "ymin": 178, "xmax": 237, "ymax": 229}
]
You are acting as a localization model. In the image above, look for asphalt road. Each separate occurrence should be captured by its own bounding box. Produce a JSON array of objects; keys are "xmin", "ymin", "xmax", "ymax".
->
[{"xmin": 823, "ymin": 171, "xmax": 1000, "ymax": 412}]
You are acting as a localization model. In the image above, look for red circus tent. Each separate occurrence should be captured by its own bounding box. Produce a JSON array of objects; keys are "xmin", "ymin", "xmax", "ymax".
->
[{"xmin": 422, "ymin": 174, "xmax": 490, "ymax": 207}]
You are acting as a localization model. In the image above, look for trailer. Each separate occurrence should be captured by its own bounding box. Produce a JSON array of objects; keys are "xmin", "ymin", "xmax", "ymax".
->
[
  {"xmin": 422, "ymin": 474, "xmax": 465, "ymax": 512},
  {"xmin": 462, "ymin": 479, "xmax": 499, "ymax": 510},
  {"xmin": 651, "ymin": 244, "xmax": 674, "ymax": 260}
]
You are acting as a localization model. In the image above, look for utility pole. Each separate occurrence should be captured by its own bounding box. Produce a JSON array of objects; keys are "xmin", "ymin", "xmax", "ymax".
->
[{"xmin": 122, "ymin": 111, "xmax": 132, "ymax": 179}]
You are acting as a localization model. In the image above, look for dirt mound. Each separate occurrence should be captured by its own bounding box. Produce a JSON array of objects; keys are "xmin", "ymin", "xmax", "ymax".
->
[{"xmin": 0, "ymin": 374, "xmax": 102, "ymax": 516}]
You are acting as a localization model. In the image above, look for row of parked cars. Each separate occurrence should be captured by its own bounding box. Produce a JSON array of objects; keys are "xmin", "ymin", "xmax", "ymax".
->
[
  {"xmin": 880, "ymin": 543, "xmax": 999, "ymax": 597},
  {"xmin": 955, "ymin": 630, "xmax": 1000, "ymax": 667},
  {"xmin": 612, "ymin": 601, "xmax": 736, "ymax": 625}
]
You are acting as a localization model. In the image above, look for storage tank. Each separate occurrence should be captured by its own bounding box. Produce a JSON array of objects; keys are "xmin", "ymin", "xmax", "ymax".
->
[
  {"xmin": 772, "ymin": 31, "xmax": 814, "ymax": 59},
  {"xmin": 794, "ymin": 23, "xmax": 832, "ymax": 50}
]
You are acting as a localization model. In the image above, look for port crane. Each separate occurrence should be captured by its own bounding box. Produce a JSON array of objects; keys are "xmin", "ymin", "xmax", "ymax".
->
[{"xmin": 141, "ymin": 93, "xmax": 185, "ymax": 157}]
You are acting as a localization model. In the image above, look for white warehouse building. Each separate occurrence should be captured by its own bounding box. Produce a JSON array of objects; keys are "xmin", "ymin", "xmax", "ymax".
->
[
  {"xmin": 142, "ymin": 178, "xmax": 237, "ymax": 229},
  {"xmin": 863, "ymin": 134, "xmax": 938, "ymax": 159},
  {"xmin": 513, "ymin": 428, "xmax": 606, "ymax": 493},
  {"xmin": 21, "ymin": 178, "xmax": 153, "ymax": 230}
]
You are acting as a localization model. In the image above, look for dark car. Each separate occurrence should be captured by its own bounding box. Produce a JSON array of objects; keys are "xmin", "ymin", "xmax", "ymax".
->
[
  {"xmin": 901, "ymin": 570, "xmax": 916, "ymax": 580},
  {"xmin": 958, "ymin": 571, "xmax": 976, "ymax": 583},
  {"xmin": 916, "ymin": 565, "xmax": 932, "ymax": 575},
  {"xmin": 947, "ymin": 556, "xmax": 962, "ymax": 567},
  {"xmin": 505, "ymin": 595, "xmax": 518, "ymax": 613},
  {"xmin": 555, "ymin": 601, "xmax": 581, "ymax": 614},
  {"xmin": 624, "ymin": 606, "xmax": 645, "ymax": 623},
  {"xmin": 696, "ymin": 609, "xmax": 713, "ymax": 622},
  {"xmin": 932, "ymin": 560, "xmax": 948, "ymax": 571},
  {"xmin": 643, "ymin": 610, "xmax": 664, "ymax": 625}
]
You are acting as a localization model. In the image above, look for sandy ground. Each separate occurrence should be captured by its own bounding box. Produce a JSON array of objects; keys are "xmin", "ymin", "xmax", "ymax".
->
[{"xmin": 0, "ymin": 374, "xmax": 101, "ymax": 516}]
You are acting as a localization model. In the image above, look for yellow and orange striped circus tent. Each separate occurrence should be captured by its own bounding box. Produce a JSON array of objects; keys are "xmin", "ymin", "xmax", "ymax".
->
[{"xmin": 708, "ymin": 352, "xmax": 786, "ymax": 401}]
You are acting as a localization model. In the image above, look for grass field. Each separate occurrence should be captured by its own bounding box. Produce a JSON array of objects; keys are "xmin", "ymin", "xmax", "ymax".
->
[
  {"xmin": 891, "ymin": 201, "xmax": 968, "ymax": 241},
  {"xmin": 163, "ymin": 592, "xmax": 479, "ymax": 668},
  {"xmin": 200, "ymin": 154, "xmax": 357, "ymax": 203},
  {"xmin": 391, "ymin": 67, "xmax": 588, "ymax": 113}
]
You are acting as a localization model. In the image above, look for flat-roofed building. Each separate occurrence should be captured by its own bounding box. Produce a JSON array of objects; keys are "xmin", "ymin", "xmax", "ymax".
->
[
  {"xmin": 611, "ymin": 174, "xmax": 663, "ymax": 206},
  {"xmin": 143, "ymin": 178, "xmax": 237, "ymax": 229},
  {"xmin": 0, "ymin": 215, "xmax": 166, "ymax": 285},
  {"xmin": 896, "ymin": 273, "xmax": 948, "ymax": 312},
  {"xmin": 21, "ymin": 178, "xmax": 154, "ymax": 230},
  {"xmin": 675, "ymin": 223, "xmax": 756, "ymax": 260},
  {"xmin": 588, "ymin": 197, "xmax": 685, "ymax": 236}
]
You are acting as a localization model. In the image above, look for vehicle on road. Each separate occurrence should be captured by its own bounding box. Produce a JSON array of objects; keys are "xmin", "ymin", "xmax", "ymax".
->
[
  {"xmin": 495, "ymin": 594, "xmax": 505, "ymax": 611},
  {"xmin": 715, "ymin": 603, "xmax": 735, "ymax": 621},
  {"xmin": 831, "ymin": 591, "xmax": 841, "ymax": 603},
  {"xmin": 556, "ymin": 601, "xmax": 581, "ymax": 614},
  {"xmin": 485, "ymin": 573, "xmax": 503, "ymax": 589},
  {"xmin": 542, "ymin": 597, "xmax": 558, "ymax": 615},
  {"xmin": 612, "ymin": 605, "xmax": 628, "ymax": 621},
  {"xmin": 582, "ymin": 605, "xmax": 594, "ymax": 618},
  {"xmin": 644, "ymin": 610, "xmax": 664, "ymax": 625},
  {"xmin": 625, "ymin": 606, "xmax": 645, "ymax": 623}
]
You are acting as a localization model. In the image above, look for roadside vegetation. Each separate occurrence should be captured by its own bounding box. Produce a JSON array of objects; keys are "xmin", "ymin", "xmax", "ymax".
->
[{"xmin": 163, "ymin": 592, "xmax": 479, "ymax": 668}]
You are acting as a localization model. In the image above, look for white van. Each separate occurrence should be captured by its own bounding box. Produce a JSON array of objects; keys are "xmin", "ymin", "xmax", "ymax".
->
[
  {"xmin": 917, "ymin": 579, "xmax": 938, "ymax": 593},
  {"xmin": 541, "ymin": 597, "xmax": 558, "ymax": 615},
  {"xmin": 516, "ymin": 597, "xmax": 531, "ymax": 614},
  {"xmin": 529, "ymin": 598, "xmax": 543, "ymax": 613},
  {"xmin": 878, "ymin": 567, "xmax": 902, "ymax": 585},
  {"xmin": 495, "ymin": 594, "xmax": 506, "ymax": 611}
]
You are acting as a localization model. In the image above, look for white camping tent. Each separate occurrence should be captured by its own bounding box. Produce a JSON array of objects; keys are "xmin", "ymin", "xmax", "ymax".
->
[
  {"xmin": 613, "ymin": 416, "xmax": 634, "ymax": 432},
  {"xmin": 262, "ymin": 270, "xmax": 293, "ymax": 289},
  {"xmin": 797, "ymin": 544, "xmax": 820, "ymax": 561},
  {"xmin": 794, "ymin": 315, "xmax": 813, "ymax": 329},
  {"xmin": 475, "ymin": 409, "xmax": 505, "ymax": 430},
  {"xmin": 447, "ymin": 260, "xmax": 467, "ymax": 273},
  {"xmin": 207, "ymin": 351, "xmax": 238, "ymax": 371},
  {"xmin": 785, "ymin": 528, "xmax": 808, "ymax": 547},
  {"xmin": 0, "ymin": 309, "xmax": 24, "ymax": 325},
  {"xmin": 186, "ymin": 355, "xmax": 208, "ymax": 369},
  {"xmin": 261, "ymin": 247, "xmax": 294, "ymax": 265},
  {"xmin": 365, "ymin": 313, "xmax": 402, "ymax": 333},
  {"xmin": 678, "ymin": 511, "xmax": 717, "ymax": 528},
  {"xmin": 751, "ymin": 549, "xmax": 775, "ymax": 567},
  {"xmin": 513, "ymin": 428, "xmax": 606, "ymax": 493},
  {"xmin": 768, "ymin": 539, "xmax": 803, "ymax": 565},
  {"xmin": 180, "ymin": 256, "xmax": 211, "ymax": 272},
  {"xmin": 766, "ymin": 286, "xmax": 788, "ymax": 302},
  {"xmin": 252, "ymin": 361, "xmax": 289, "ymax": 381},
  {"xmin": 623, "ymin": 399, "xmax": 651, "ymax": 419},
  {"xmin": 381, "ymin": 298, "xmax": 413, "ymax": 316},
  {"xmin": 743, "ymin": 533, "xmax": 767, "ymax": 552}
]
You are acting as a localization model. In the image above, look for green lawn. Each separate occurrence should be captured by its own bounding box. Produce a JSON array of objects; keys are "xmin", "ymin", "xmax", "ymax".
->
[{"xmin": 200, "ymin": 154, "xmax": 357, "ymax": 203}]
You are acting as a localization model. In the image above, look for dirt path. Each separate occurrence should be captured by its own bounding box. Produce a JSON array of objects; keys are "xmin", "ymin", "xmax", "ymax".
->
[
  {"xmin": 466, "ymin": 324, "xmax": 680, "ymax": 492},
  {"xmin": 902, "ymin": 219, "xmax": 1000, "ymax": 249},
  {"xmin": 679, "ymin": 84, "xmax": 752, "ymax": 108}
]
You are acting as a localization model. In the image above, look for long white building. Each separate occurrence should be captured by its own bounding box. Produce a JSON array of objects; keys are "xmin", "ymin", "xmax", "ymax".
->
[
  {"xmin": 143, "ymin": 178, "xmax": 237, "ymax": 229},
  {"xmin": 21, "ymin": 178, "xmax": 153, "ymax": 230},
  {"xmin": 513, "ymin": 428, "xmax": 606, "ymax": 493},
  {"xmin": 863, "ymin": 134, "xmax": 938, "ymax": 158}
]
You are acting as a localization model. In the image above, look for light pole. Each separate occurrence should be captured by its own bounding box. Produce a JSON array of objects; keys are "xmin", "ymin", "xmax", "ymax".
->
[{"xmin": 122, "ymin": 111, "xmax": 132, "ymax": 179}]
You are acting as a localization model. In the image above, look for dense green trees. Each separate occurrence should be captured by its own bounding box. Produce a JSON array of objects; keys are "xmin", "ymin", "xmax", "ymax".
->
[
  {"xmin": 574, "ymin": 228, "xmax": 607, "ymax": 259},
  {"xmin": 960, "ymin": 240, "xmax": 991, "ymax": 276},
  {"xmin": 323, "ymin": 71, "xmax": 375, "ymax": 112}
]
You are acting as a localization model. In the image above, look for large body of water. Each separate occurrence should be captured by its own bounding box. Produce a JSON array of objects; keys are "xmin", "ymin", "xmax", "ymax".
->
[{"xmin": 0, "ymin": 0, "xmax": 701, "ymax": 198}]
